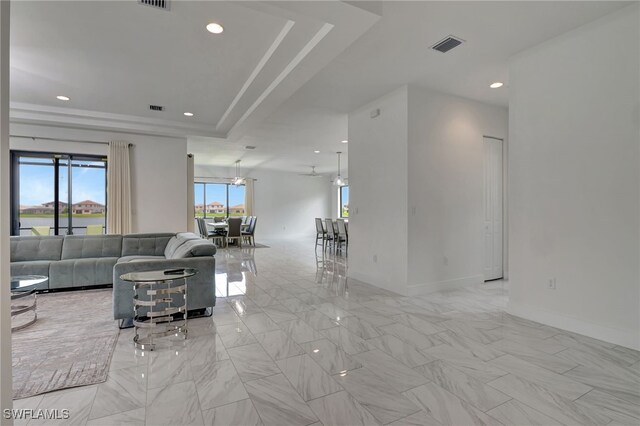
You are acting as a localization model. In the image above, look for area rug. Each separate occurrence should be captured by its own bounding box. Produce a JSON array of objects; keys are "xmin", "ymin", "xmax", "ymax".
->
[{"xmin": 12, "ymin": 289, "xmax": 119, "ymax": 399}]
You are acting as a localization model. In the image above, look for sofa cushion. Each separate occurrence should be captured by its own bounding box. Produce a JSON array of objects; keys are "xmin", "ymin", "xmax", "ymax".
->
[
  {"xmin": 61, "ymin": 235, "xmax": 123, "ymax": 260},
  {"xmin": 117, "ymin": 255, "xmax": 166, "ymax": 264},
  {"xmin": 122, "ymin": 233, "xmax": 175, "ymax": 257},
  {"xmin": 10, "ymin": 236, "xmax": 64, "ymax": 262},
  {"xmin": 188, "ymin": 241, "xmax": 217, "ymax": 257},
  {"xmin": 10, "ymin": 261, "xmax": 52, "ymax": 288},
  {"xmin": 49, "ymin": 257, "xmax": 119, "ymax": 288},
  {"xmin": 164, "ymin": 233, "xmax": 201, "ymax": 258},
  {"xmin": 169, "ymin": 239, "xmax": 217, "ymax": 259}
]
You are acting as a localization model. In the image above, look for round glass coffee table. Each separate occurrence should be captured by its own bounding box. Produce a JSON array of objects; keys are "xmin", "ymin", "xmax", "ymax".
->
[{"xmin": 11, "ymin": 275, "xmax": 47, "ymax": 332}]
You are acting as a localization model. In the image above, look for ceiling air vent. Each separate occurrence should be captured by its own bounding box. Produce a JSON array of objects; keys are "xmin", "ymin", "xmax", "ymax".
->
[
  {"xmin": 149, "ymin": 104, "xmax": 165, "ymax": 111},
  {"xmin": 245, "ymin": 146, "xmax": 256, "ymax": 150},
  {"xmin": 138, "ymin": 0, "xmax": 170, "ymax": 11},
  {"xmin": 431, "ymin": 35, "xmax": 464, "ymax": 53}
]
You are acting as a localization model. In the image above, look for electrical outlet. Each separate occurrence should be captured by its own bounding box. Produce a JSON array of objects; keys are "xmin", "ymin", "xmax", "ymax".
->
[
  {"xmin": 443, "ymin": 256, "xmax": 449, "ymax": 266},
  {"xmin": 547, "ymin": 278, "xmax": 556, "ymax": 289},
  {"xmin": 373, "ymin": 254, "xmax": 378, "ymax": 263}
]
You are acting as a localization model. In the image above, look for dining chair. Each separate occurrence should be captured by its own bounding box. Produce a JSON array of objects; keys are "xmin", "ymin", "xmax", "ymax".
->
[
  {"xmin": 241, "ymin": 216, "xmax": 253, "ymax": 245},
  {"xmin": 198, "ymin": 218, "xmax": 225, "ymax": 246},
  {"xmin": 336, "ymin": 219, "xmax": 348, "ymax": 253},
  {"xmin": 242, "ymin": 216, "xmax": 257, "ymax": 246},
  {"xmin": 226, "ymin": 217, "xmax": 243, "ymax": 247},
  {"xmin": 315, "ymin": 218, "xmax": 326, "ymax": 249},
  {"xmin": 324, "ymin": 218, "xmax": 336, "ymax": 252},
  {"xmin": 213, "ymin": 216, "xmax": 225, "ymax": 223}
]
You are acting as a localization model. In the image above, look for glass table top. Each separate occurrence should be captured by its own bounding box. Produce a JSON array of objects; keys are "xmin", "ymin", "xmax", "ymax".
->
[
  {"xmin": 11, "ymin": 275, "xmax": 48, "ymax": 291},
  {"xmin": 120, "ymin": 268, "xmax": 198, "ymax": 282}
]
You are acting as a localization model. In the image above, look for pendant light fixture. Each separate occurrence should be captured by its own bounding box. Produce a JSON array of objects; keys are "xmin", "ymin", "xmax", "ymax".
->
[
  {"xmin": 232, "ymin": 160, "xmax": 245, "ymax": 186},
  {"xmin": 334, "ymin": 152, "xmax": 346, "ymax": 186}
]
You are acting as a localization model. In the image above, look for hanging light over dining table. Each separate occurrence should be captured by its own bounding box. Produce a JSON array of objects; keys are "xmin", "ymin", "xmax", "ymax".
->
[
  {"xmin": 233, "ymin": 160, "xmax": 245, "ymax": 186},
  {"xmin": 334, "ymin": 151, "xmax": 346, "ymax": 186}
]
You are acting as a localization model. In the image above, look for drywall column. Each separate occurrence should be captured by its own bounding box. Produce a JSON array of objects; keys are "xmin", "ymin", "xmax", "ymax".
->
[
  {"xmin": 347, "ymin": 85, "xmax": 507, "ymax": 296},
  {"xmin": 406, "ymin": 86, "xmax": 508, "ymax": 294},
  {"xmin": 347, "ymin": 86, "xmax": 409, "ymax": 294},
  {"xmin": 507, "ymin": 5, "xmax": 640, "ymax": 349},
  {"xmin": 0, "ymin": 0, "xmax": 13, "ymax": 420}
]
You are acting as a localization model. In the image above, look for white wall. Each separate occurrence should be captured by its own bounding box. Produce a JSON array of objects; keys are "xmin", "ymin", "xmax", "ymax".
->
[
  {"xmin": 194, "ymin": 164, "xmax": 332, "ymax": 240},
  {"xmin": 10, "ymin": 123, "xmax": 189, "ymax": 233},
  {"xmin": 348, "ymin": 86, "xmax": 409, "ymax": 294},
  {"xmin": 508, "ymin": 5, "xmax": 640, "ymax": 349},
  {"xmin": 407, "ymin": 86, "xmax": 508, "ymax": 294},
  {"xmin": 0, "ymin": 0, "xmax": 12, "ymax": 413},
  {"xmin": 348, "ymin": 85, "xmax": 507, "ymax": 296}
]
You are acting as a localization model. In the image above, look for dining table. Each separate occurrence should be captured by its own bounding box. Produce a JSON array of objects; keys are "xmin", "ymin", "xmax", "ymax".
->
[
  {"xmin": 207, "ymin": 222, "xmax": 228, "ymax": 229},
  {"xmin": 207, "ymin": 221, "xmax": 249, "ymax": 230}
]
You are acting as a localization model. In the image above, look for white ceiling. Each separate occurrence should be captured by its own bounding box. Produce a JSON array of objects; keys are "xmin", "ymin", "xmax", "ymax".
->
[
  {"xmin": 10, "ymin": 1, "xmax": 379, "ymax": 139},
  {"xmin": 10, "ymin": 1, "xmax": 630, "ymax": 174},
  {"xmin": 289, "ymin": 1, "xmax": 632, "ymax": 112}
]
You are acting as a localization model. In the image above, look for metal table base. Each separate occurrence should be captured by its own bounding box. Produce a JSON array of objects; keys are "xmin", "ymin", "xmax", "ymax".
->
[
  {"xmin": 11, "ymin": 290, "xmax": 37, "ymax": 332},
  {"xmin": 119, "ymin": 269, "xmax": 197, "ymax": 351},
  {"xmin": 133, "ymin": 278, "xmax": 188, "ymax": 351}
]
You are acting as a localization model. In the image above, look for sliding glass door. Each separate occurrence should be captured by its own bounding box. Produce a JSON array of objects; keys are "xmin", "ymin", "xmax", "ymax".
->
[{"xmin": 11, "ymin": 151, "xmax": 107, "ymax": 236}]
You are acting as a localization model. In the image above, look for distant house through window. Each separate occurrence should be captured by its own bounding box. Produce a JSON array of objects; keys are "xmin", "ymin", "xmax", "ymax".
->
[
  {"xmin": 340, "ymin": 185, "xmax": 349, "ymax": 218},
  {"xmin": 194, "ymin": 182, "xmax": 246, "ymax": 218},
  {"xmin": 10, "ymin": 151, "xmax": 107, "ymax": 236}
]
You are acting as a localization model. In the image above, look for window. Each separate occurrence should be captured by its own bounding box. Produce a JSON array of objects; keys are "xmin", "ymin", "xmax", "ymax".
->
[
  {"xmin": 11, "ymin": 151, "xmax": 107, "ymax": 236},
  {"xmin": 194, "ymin": 182, "xmax": 246, "ymax": 218},
  {"xmin": 340, "ymin": 185, "xmax": 349, "ymax": 218}
]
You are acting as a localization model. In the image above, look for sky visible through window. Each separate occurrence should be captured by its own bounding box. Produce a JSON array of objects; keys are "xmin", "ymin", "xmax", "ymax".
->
[
  {"xmin": 20, "ymin": 163, "xmax": 106, "ymax": 206},
  {"xmin": 341, "ymin": 185, "xmax": 349, "ymax": 217},
  {"xmin": 195, "ymin": 183, "xmax": 244, "ymax": 206}
]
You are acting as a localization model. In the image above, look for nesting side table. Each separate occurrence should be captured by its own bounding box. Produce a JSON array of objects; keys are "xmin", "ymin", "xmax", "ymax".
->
[
  {"xmin": 10, "ymin": 275, "xmax": 48, "ymax": 332},
  {"xmin": 119, "ymin": 268, "xmax": 197, "ymax": 350}
]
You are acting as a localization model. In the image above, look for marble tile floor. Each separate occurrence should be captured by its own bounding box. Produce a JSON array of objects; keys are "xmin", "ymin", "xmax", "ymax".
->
[{"xmin": 14, "ymin": 239, "xmax": 640, "ymax": 425}]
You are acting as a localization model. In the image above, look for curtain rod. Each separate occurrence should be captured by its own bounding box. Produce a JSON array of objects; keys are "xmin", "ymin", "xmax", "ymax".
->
[
  {"xmin": 10, "ymin": 135, "xmax": 133, "ymax": 147},
  {"xmin": 195, "ymin": 176, "xmax": 257, "ymax": 182}
]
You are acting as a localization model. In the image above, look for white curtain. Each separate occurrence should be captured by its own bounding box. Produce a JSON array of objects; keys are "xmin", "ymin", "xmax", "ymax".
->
[
  {"xmin": 107, "ymin": 141, "xmax": 132, "ymax": 234},
  {"xmin": 244, "ymin": 178, "xmax": 254, "ymax": 216},
  {"xmin": 187, "ymin": 154, "xmax": 195, "ymax": 232}
]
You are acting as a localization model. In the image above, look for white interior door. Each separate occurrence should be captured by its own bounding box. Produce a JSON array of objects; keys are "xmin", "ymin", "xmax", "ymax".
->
[{"xmin": 483, "ymin": 136, "xmax": 503, "ymax": 281}]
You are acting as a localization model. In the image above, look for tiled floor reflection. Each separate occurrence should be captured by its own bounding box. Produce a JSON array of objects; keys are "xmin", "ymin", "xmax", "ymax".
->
[{"xmin": 16, "ymin": 240, "xmax": 640, "ymax": 425}]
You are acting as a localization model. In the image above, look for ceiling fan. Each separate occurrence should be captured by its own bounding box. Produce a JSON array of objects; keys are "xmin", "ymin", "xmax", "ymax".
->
[{"xmin": 299, "ymin": 166, "xmax": 323, "ymax": 177}]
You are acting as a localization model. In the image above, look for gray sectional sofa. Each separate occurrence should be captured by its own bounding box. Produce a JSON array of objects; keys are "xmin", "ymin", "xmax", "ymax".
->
[{"xmin": 10, "ymin": 232, "xmax": 217, "ymax": 321}]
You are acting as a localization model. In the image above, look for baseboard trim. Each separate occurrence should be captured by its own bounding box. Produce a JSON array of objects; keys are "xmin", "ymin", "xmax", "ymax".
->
[
  {"xmin": 407, "ymin": 274, "xmax": 484, "ymax": 296},
  {"xmin": 507, "ymin": 301, "xmax": 640, "ymax": 350},
  {"xmin": 347, "ymin": 270, "xmax": 405, "ymax": 296}
]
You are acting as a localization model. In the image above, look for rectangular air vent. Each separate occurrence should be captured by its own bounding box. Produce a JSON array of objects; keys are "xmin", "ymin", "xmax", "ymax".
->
[
  {"xmin": 149, "ymin": 105, "xmax": 165, "ymax": 111},
  {"xmin": 431, "ymin": 36, "xmax": 464, "ymax": 53},
  {"xmin": 138, "ymin": 0, "xmax": 170, "ymax": 11}
]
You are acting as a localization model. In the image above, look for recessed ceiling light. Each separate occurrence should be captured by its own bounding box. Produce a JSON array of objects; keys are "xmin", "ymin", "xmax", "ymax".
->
[
  {"xmin": 314, "ymin": 150, "xmax": 320, "ymax": 154},
  {"xmin": 183, "ymin": 112, "xmax": 194, "ymax": 117},
  {"xmin": 489, "ymin": 82, "xmax": 504, "ymax": 89},
  {"xmin": 341, "ymin": 140, "xmax": 348, "ymax": 144},
  {"xmin": 206, "ymin": 23, "xmax": 224, "ymax": 34},
  {"xmin": 56, "ymin": 95, "xmax": 70, "ymax": 101}
]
